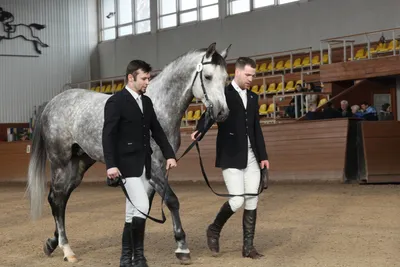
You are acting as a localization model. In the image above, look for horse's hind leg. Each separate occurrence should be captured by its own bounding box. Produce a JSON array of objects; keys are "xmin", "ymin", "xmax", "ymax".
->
[
  {"xmin": 44, "ymin": 153, "xmax": 95, "ymax": 262},
  {"xmin": 150, "ymin": 177, "xmax": 191, "ymax": 265}
]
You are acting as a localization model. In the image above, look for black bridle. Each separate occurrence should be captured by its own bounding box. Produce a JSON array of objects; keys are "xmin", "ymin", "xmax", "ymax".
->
[
  {"xmin": 190, "ymin": 54, "xmax": 214, "ymax": 120},
  {"xmin": 114, "ymin": 55, "xmax": 268, "ymax": 224}
]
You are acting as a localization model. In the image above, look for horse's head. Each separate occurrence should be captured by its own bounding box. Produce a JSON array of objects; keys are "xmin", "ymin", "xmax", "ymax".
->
[
  {"xmin": 191, "ymin": 43, "xmax": 231, "ymax": 123},
  {"xmin": 0, "ymin": 8, "xmax": 14, "ymax": 23}
]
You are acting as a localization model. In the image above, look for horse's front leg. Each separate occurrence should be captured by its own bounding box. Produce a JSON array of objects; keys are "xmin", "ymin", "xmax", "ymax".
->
[{"xmin": 149, "ymin": 175, "xmax": 192, "ymax": 265}]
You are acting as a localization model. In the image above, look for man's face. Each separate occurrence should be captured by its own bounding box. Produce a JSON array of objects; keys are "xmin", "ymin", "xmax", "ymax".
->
[
  {"xmin": 234, "ymin": 65, "xmax": 255, "ymax": 89},
  {"xmin": 131, "ymin": 69, "xmax": 150, "ymax": 94},
  {"xmin": 361, "ymin": 104, "xmax": 367, "ymax": 110},
  {"xmin": 341, "ymin": 102, "xmax": 347, "ymax": 110}
]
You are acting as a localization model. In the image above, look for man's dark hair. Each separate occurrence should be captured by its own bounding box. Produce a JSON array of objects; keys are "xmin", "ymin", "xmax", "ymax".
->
[
  {"xmin": 235, "ymin": 57, "xmax": 256, "ymax": 69},
  {"xmin": 125, "ymin": 60, "xmax": 152, "ymax": 81}
]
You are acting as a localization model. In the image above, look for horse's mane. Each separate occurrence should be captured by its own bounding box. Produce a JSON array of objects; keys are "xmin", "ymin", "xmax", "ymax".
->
[{"xmin": 150, "ymin": 48, "xmax": 226, "ymax": 81}]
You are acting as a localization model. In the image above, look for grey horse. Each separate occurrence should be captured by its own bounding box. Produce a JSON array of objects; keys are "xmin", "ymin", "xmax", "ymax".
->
[{"xmin": 27, "ymin": 43, "xmax": 231, "ymax": 264}]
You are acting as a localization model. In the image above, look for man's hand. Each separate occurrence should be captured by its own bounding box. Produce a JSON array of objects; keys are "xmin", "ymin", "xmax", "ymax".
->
[
  {"xmin": 107, "ymin": 167, "xmax": 122, "ymax": 179},
  {"xmin": 166, "ymin": 158, "xmax": 177, "ymax": 170},
  {"xmin": 191, "ymin": 131, "xmax": 202, "ymax": 141},
  {"xmin": 260, "ymin": 160, "xmax": 269, "ymax": 170}
]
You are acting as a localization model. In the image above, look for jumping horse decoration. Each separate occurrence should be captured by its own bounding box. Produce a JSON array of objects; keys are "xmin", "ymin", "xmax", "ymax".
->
[
  {"xmin": 0, "ymin": 7, "xmax": 49, "ymax": 54},
  {"xmin": 27, "ymin": 43, "xmax": 231, "ymax": 264}
]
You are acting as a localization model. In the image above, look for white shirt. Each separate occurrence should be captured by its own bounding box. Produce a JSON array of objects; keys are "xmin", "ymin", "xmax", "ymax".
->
[
  {"xmin": 125, "ymin": 85, "xmax": 143, "ymax": 112},
  {"xmin": 231, "ymin": 80, "xmax": 251, "ymax": 148},
  {"xmin": 232, "ymin": 79, "xmax": 247, "ymax": 109}
]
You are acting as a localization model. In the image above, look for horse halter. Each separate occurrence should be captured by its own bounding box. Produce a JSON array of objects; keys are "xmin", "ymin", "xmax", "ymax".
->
[{"xmin": 190, "ymin": 54, "xmax": 215, "ymax": 119}]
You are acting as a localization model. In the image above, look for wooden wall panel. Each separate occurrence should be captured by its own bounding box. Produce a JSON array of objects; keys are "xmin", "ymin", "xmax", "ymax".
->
[
  {"xmin": 320, "ymin": 55, "xmax": 400, "ymax": 82},
  {"xmin": 361, "ymin": 121, "xmax": 400, "ymax": 183},
  {"xmin": 0, "ymin": 118, "xmax": 351, "ymax": 183}
]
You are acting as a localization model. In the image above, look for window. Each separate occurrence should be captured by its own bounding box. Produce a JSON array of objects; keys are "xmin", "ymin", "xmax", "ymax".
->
[
  {"xmin": 254, "ymin": 0, "xmax": 274, "ymax": 9},
  {"xmin": 100, "ymin": 0, "xmax": 151, "ymax": 41},
  {"xmin": 158, "ymin": 0, "xmax": 219, "ymax": 30},
  {"xmin": 279, "ymin": 0, "xmax": 298, "ymax": 4},
  {"xmin": 228, "ymin": 0, "xmax": 299, "ymax": 15}
]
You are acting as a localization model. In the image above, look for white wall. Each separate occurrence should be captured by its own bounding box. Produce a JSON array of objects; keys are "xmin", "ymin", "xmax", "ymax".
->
[
  {"xmin": 98, "ymin": 0, "xmax": 400, "ymax": 78},
  {"xmin": 0, "ymin": 0, "xmax": 98, "ymax": 123}
]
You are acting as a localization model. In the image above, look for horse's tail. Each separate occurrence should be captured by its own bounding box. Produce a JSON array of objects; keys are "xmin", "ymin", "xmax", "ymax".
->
[
  {"xmin": 29, "ymin": 23, "xmax": 46, "ymax": 30},
  {"xmin": 26, "ymin": 104, "xmax": 48, "ymax": 220}
]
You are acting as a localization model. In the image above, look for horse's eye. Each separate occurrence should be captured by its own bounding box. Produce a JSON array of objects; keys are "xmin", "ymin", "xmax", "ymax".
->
[{"xmin": 205, "ymin": 75, "xmax": 212, "ymax": 81}]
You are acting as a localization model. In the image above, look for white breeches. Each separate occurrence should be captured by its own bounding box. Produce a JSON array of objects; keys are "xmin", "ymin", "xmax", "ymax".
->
[
  {"xmin": 222, "ymin": 149, "xmax": 261, "ymax": 212},
  {"xmin": 123, "ymin": 167, "xmax": 152, "ymax": 222}
]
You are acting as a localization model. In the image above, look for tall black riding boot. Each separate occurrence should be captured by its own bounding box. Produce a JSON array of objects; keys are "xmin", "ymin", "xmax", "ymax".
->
[
  {"xmin": 206, "ymin": 201, "xmax": 235, "ymax": 255},
  {"xmin": 132, "ymin": 217, "xmax": 148, "ymax": 267},
  {"xmin": 242, "ymin": 209, "xmax": 264, "ymax": 259},
  {"xmin": 120, "ymin": 222, "xmax": 133, "ymax": 267}
]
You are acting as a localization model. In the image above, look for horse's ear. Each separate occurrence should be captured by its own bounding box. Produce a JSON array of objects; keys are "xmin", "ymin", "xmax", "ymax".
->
[
  {"xmin": 205, "ymin": 42, "xmax": 216, "ymax": 58},
  {"xmin": 0, "ymin": 7, "xmax": 3, "ymax": 12},
  {"xmin": 220, "ymin": 44, "xmax": 232, "ymax": 59}
]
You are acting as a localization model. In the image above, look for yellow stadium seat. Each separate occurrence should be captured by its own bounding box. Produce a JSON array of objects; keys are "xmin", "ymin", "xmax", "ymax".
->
[
  {"xmin": 90, "ymin": 87, "xmax": 95, "ymax": 91},
  {"xmin": 285, "ymin": 81, "xmax": 295, "ymax": 92},
  {"xmin": 295, "ymin": 80, "xmax": 303, "ymax": 86},
  {"xmin": 381, "ymin": 40, "xmax": 399, "ymax": 52},
  {"xmin": 349, "ymin": 48, "xmax": 365, "ymax": 60},
  {"xmin": 275, "ymin": 60, "xmax": 284, "ymax": 71},
  {"xmin": 284, "ymin": 59, "xmax": 292, "ymax": 69},
  {"xmin": 116, "ymin": 83, "xmax": 123, "ymax": 92},
  {"xmin": 322, "ymin": 54, "xmax": 328, "ymax": 64},
  {"xmin": 266, "ymin": 103, "xmax": 275, "ymax": 114},
  {"xmin": 95, "ymin": 86, "xmax": 100, "ymax": 92},
  {"xmin": 258, "ymin": 62, "xmax": 267, "ymax": 73},
  {"xmin": 186, "ymin": 110, "xmax": 194, "ymax": 121},
  {"xmin": 258, "ymin": 84, "xmax": 266, "ymax": 94},
  {"xmin": 104, "ymin": 85, "xmax": 112, "ymax": 93},
  {"xmin": 251, "ymin": 85, "xmax": 259, "ymax": 94},
  {"xmin": 266, "ymin": 83, "xmax": 276, "ymax": 93},
  {"xmin": 371, "ymin": 42, "xmax": 386, "ymax": 54},
  {"xmin": 293, "ymin": 58, "xmax": 302, "ymax": 68},
  {"xmin": 276, "ymin": 82, "xmax": 283, "ymax": 92},
  {"xmin": 318, "ymin": 98, "xmax": 327, "ymax": 107},
  {"xmin": 267, "ymin": 62, "xmax": 274, "ymax": 71},
  {"xmin": 193, "ymin": 110, "xmax": 201, "ymax": 120},
  {"xmin": 259, "ymin": 104, "xmax": 268, "ymax": 115},
  {"xmin": 311, "ymin": 55, "xmax": 320, "ymax": 65},
  {"xmin": 301, "ymin": 57, "xmax": 310, "ymax": 66}
]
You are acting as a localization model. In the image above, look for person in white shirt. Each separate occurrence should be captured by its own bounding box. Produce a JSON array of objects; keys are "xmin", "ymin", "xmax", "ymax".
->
[{"xmin": 192, "ymin": 57, "xmax": 269, "ymax": 259}]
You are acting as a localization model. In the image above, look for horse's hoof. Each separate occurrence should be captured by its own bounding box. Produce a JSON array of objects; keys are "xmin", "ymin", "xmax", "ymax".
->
[
  {"xmin": 43, "ymin": 240, "xmax": 56, "ymax": 256},
  {"xmin": 63, "ymin": 255, "xmax": 78, "ymax": 263},
  {"xmin": 176, "ymin": 253, "xmax": 192, "ymax": 265}
]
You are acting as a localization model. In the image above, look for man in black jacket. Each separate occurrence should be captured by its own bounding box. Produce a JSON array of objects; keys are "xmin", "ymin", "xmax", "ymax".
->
[
  {"xmin": 191, "ymin": 57, "xmax": 269, "ymax": 259},
  {"xmin": 102, "ymin": 60, "xmax": 177, "ymax": 267}
]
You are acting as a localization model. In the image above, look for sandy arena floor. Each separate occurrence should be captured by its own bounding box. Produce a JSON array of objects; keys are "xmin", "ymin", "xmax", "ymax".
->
[{"xmin": 0, "ymin": 182, "xmax": 399, "ymax": 267}]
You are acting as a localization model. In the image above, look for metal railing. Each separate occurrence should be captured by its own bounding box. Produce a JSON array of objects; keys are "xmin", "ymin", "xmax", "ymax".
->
[
  {"xmin": 320, "ymin": 27, "xmax": 400, "ymax": 64},
  {"xmin": 226, "ymin": 47, "xmax": 314, "ymax": 76}
]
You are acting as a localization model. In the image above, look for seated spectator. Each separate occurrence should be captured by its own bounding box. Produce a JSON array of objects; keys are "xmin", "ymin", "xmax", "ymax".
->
[
  {"xmin": 378, "ymin": 103, "xmax": 394, "ymax": 120},
  {"xmin": 305, "ymin": 103, "xmax": 321, "ymax": 120},
  {"xmin": 360, "ymin": 101, "xmax": 378, "ymax": 121},
  {"xmin": 338, "ymin": 100, "xmax": 352, "ymax": 117},
  {"xmin": 321, "ymin": 101, "xmax": 342, "ymax": 119},
  {"xmin": 285, "ymin": 85, "xmax": 305, "ymax": 118},
  {"xmin": 305, "ymin": 85, "xmax": 318, "ymax": 110},
  {"xmin": 351, "ymin": 105, "xmax": 363, "ymax": 118}
]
